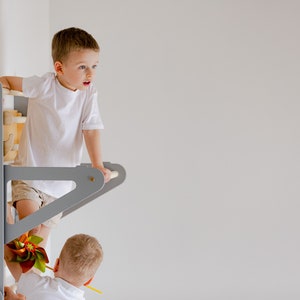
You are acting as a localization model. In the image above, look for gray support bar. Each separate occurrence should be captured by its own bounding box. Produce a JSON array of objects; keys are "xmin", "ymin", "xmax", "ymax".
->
[
  {"xmin": 4, "ymin": 165, "xmax": 105, "ymax": 243},
  {"xmin": 3, "ymin": 163, "xmax": 126, "ymax": 242},
  {"xmin": 63, "ymin": 162, "xmax": 126, "ymax": 217}
]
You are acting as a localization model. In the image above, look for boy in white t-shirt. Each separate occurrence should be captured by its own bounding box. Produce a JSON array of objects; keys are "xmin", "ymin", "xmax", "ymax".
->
[
  {"xmin": 4, "ymin": 233, "xmax": 103, "ymax": 300},
  {"xmin": 0, "ymin": 27, "xmax": 111, "ymax": 246}
]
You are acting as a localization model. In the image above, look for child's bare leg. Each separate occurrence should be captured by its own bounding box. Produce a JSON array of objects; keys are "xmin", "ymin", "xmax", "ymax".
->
[
  {"xmin": 6, "ymin": 203, "xmax": 14, "ymax": 224},
  {"xmin": 15, "ymin": 199, "xmax": 50, "ymax": 247}
]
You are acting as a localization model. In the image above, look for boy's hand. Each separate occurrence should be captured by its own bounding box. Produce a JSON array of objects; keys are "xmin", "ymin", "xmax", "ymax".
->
[
  {"xmin": 4, "ymin": 245, "xmax": 15, "ymax": 262},
  {"xmin": 4, "ymin": 286, "xmax": 26, "ymax": 300},
  {"xmin": 94, "ymin": 165, "xmax": 112, "ymax": 183}
]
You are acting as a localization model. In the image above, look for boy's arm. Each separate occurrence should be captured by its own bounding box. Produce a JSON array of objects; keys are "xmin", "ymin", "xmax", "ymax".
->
[
  {"xmin": 0, "ymin": 76, "xmax": 23, "ymax": 91},
  {"xmin": 83, "ymin": 129, "xmax": 111, "ymax": 183},
  {"xmin": 4, "ymin": 245, "xmax": 22, "ymax": 282}
]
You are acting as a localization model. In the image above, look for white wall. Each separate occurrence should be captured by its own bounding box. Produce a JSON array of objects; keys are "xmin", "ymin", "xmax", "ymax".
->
[
  {"xmin": 0, "ymin": 0, "xmax": 50, "ymax": 75},
  {"xmin": 3, "ymin": 0, "xmax": 300, "ymax": 299},
  {"xmin": 0, "ymin": 0, "xmax": 50, "ymax": 109},
  {"xmin": 49, "ymin": 1, "xmax": 300, "ymax": 299}
]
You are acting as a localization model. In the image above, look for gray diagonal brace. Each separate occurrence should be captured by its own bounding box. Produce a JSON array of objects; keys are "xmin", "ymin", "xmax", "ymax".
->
[
  {"xmin": 4, "ymin": 165, "xmax": 105, "ymax": 243},
  {"xmin": 62, "ymin": 162, "xmax": 126, "ymax": 218}
]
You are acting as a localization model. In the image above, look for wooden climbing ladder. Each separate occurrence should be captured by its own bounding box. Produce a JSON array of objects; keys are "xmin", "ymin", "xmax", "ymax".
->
[{"xmin": 0, "ymin": 85, "xmax": 126, "ymax": 298}]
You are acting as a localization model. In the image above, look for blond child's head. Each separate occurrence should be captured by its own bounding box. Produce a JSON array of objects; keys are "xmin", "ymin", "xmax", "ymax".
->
[
  {"xmin": 52, "ymin": 27, "xmax": 100, "ymax": 63},
  {"xmin": 56, "ymin": 234, "xmax": 103, "ymax": 286},
  {"xmin": 52, "ymin": 27, "xmax": 100, "ymax": 91}
]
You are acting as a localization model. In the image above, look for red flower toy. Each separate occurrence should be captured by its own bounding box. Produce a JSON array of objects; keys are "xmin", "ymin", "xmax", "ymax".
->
[{"xmin": 7, "ymin": 233, "xmax": 49, "ymax": 273}]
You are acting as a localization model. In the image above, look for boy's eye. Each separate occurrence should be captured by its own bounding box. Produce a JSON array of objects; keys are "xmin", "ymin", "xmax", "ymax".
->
[
  {"xmin": 92, "ymin": 65, "xmax": 98, "ymax": 69},
  {"xmin": 79, "ymin": 65, "xmax": 86, "ymax": 70}
]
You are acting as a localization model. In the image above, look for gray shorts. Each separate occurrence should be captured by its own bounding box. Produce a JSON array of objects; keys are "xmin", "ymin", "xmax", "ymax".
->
[{"xmin": 11, "ymin": 180, "xmax": 62, "ymax": 228}]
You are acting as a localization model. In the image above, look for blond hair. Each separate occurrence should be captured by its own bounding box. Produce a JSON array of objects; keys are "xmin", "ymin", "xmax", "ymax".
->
[
  {"xmin": 59, "ymin": 234, "xmax": 103, "ymax": 283},
  {"xmin": 52, "ymin": 27, "xmax": 100, "ymax": 63}
]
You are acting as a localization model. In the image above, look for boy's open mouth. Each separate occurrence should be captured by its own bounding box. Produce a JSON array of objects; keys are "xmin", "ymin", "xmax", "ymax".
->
[{"xmin": 83, "ymin": 81, "xmax": 91, "ymax": 86}]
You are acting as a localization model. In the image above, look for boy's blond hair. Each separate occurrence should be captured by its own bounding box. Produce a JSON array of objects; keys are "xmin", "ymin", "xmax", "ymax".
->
[
  {"xmin": 52, "ymin": 27, "xmax": 100, "ymax": 63},
  {"xmin": 59, "ymin": 234, "xmax": 103, "ymax": 283}
]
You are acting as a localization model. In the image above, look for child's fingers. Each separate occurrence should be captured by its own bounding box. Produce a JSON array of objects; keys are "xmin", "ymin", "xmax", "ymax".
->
[
  {"xmin": 103, "ymin": 168, "xmax": 112, "ymax": 183},
  {"xmin": 95, "ymin": 166, "xmax": 116, "ymax": 183}
]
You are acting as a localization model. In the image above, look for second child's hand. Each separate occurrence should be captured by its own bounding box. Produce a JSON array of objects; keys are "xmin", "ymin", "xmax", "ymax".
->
[{"xmin": 94, "ymin": 165, "xmax": 112, "ymax": 183}]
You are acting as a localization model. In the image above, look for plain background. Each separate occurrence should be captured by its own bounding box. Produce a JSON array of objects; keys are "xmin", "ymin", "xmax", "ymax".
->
[{"xmin": 1, "ymin": 0, "xmax": 300, "ymax": 299}]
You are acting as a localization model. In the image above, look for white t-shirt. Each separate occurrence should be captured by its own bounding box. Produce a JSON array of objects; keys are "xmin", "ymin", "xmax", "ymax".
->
[
  {"xmin": 17, "ymin": 272, "xmax": 85, "ymax": 300},
  {"xmin": 14, "ymin": 72, "xmax": 104, "ymax": 198}
]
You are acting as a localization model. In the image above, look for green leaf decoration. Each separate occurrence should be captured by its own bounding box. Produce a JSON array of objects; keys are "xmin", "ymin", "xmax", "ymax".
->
[
  {"xmin": 28, "ymin": 235, "xmax": 43, "ymax": 245},
  {"xmin": 34, "ymin": 257, "xmax": 46, "ymax": 272}
]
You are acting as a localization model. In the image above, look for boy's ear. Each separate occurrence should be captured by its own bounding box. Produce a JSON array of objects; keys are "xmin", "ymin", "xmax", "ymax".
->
[
  {"xmin": 83, "ymin": 277, "xmax": 94, "ymax": 286},
  {"xmin": 53, "ymin": 258, "xmax": 60, "ymax": 272},
  {"xmin": 54, "ymin": 61, "xmax": 63, "ymax": 74}
]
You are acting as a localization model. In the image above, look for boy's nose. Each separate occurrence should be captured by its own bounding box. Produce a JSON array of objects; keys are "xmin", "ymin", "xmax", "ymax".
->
[
  {"xmin": 86, "ymin": 73, "xmax": 93, "ymax": 80},
  {"xmin": 86, "ymin": 68, "xmax": 93, "ymax": 78}
]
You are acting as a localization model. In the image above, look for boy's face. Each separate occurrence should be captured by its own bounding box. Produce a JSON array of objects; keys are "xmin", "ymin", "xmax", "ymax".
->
[{"xmin": 55, "ymin": 49, "xmax": 99, "ymax": 91}]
